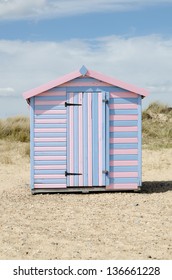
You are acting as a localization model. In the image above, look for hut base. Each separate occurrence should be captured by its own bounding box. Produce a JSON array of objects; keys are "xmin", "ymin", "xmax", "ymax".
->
[{"xmin": 31, "ymin": 186, "xmax": 141, "ymax": 194}]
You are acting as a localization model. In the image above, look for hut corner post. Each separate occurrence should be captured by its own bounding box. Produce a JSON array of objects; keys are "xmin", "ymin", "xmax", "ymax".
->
[
  {"xmin": 138, "ymin": 95, "xmax": 142, "ymax": 188},
  {"xmin": 30, "ymin": 97, "xmax": 35, "ymax": 191}
]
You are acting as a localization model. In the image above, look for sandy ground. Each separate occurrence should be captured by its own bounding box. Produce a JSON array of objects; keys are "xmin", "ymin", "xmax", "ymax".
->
[{"xmin": 0, "ymin": 140, "xmax": 172, "ymax": 260}]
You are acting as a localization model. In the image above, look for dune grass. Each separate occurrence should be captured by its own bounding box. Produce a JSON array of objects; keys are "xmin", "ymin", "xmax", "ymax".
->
[
  {"xmin": 0, "ymin": 102, "xmax": 171, "ymax": 151},
  {"xmin": 142, "ymin": 102, "xmax": 172, "ymax": 149},
  {"xmin": 0, "ymin": 116, "xmax": 30, "ymax": 142}
]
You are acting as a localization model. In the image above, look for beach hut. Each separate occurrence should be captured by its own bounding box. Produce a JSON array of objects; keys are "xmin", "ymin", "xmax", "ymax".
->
[{"xmin": 23, "ymin": 66, "xmax": 148, "ymax": 194}]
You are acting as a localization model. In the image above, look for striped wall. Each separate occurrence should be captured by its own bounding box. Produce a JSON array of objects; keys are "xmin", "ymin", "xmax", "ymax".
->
[
  {"xmin": 30, "ymin": 75, "xmax": 141, "ymax": 191},
  {"xmin": 32, "ymin": 90, "xmax": 67, "ymax": 189},
  {"xmin": 107, "ymin": 91, "xmax": 140, "ymax": 190}
]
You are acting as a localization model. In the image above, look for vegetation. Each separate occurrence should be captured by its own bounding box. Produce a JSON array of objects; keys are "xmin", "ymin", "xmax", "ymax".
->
[
  {"xmin": 142, "ymin": 102, "xmax": 172, "ymax": 149},
  {"xmin": 0, "ymin": 116, "xmax": 30, "ymax": 142},
  {"xmin": 0, "ymin": 102, "xmax": 171, "ymax": 151}
]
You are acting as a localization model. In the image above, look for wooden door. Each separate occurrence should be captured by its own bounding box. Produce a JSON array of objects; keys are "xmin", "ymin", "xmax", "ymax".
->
[{"xmin": 66, "ymin": 91, "xmax": 109, "ymax": 187}]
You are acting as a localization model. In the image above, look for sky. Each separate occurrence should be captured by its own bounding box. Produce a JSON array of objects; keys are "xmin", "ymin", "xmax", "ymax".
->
[{"xmin": 0, "ymin": 0, "xmax": 172, "ymax": 118}]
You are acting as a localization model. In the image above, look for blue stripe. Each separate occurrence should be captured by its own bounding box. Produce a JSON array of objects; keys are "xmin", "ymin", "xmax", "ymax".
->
[
  {"xmin": 110, "ymin": 155, "xmax": 138, "ymax": 160},
  {"xmin": 35, "ymin": 115, "xmax": 66, "ymax": 119},
  {"xmin": 83, "ymin": 92, "xmax": 88, "ymax": 186},
  {"xmin": 74, "ymin": 93, "xmax": 79, "ymax": 186},
  {"xmin": 110, "ymin": 166, "xmax": 138, "ymax": 172},
  {"xmin": 102, "ymin": 92, "xmax": 106, "ymax": 186},
  {"xmin": 34, "ymin": 170, "xmax": 65, "ymax": 175},
  {"xmin": 92, "ymin": 93, "xmax": 99, "ymax": 185},
  {"xmin": 35, "ymin": 133, "xmax": 66, "ymax": 137},
  {"xmin": 110, "ymin": 143, "xmax": 138, "ymax": 149},
  {"xmin": 34, "ymin": 151, "xmax": 66, "ymax": 156},
  {"xmin": 35, "ymin": 96, "xmax": 66, "ymax": 101},
  {"xmin": 35, "ymin": 123, "xmax": 66, "ymax": 128},
  {"xmin": 110, "ymin": 132, "xmax": 138, "ymax": 138},
  {"xmin": 66, "ymin": 86, "xmax": 129, "ymax": 93},
  {"xmin": 110, "ymin": 120, "xmax": 138, "ymax": 127},
  {"xmin": 138, "ymin": 95, "xmax": 142, "ymax": 186},
  {"xmin": 34, "ymin": 142, "xmax": 66, "ymax": 147},
  {"xmin": 30, "ymin": 97, "xmax": 34, "ymax": 190},
  {"xmin": 34, "ymin": 179, "xmax": 66, "ymax": 184},
  {"xmin": 110, "ymin": 109, "xmax": 138, "ymax": 115},
  {"xmin": 35, "ymin": 105, "xmax": 65, "ymax": 110},
  {"xmin": 105, "ymin": 92, "xmax": 110, "ymax": 186},
  {"xmin": 35, "ymin": 161, "xmax": 66, "ymax": 165},
  {"xmin": 109, "ymin": 98, "xmax": 138, "ymax": 104},
  {"xmin": 110, "ymin": 178, "xmax": 138, "ymax": 183}
]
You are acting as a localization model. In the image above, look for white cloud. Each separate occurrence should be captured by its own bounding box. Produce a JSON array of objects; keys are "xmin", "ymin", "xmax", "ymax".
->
[
  {"xmin": 0, "ymin": 87, "xmax": 15, "ymax": 97},
  {"xmin": 0, "ymin": 0, "xmax": 172, "ymax": 20},
  {"xmin": 0, "ymin": 34, "xmax": 172, "ymax": 116}
]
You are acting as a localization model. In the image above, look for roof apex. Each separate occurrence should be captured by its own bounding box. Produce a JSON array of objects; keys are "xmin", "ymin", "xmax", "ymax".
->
[
  {"xmin": 23, "ymin": 66, "xmax": 149, "ymax": 100},
  {"xmin": 79, "ymin": 65, "xmax": 88, "ymax": 76}
]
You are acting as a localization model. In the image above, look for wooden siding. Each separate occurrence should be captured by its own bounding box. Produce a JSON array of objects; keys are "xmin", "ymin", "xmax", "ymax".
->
[
  {"xmin": 33, "ymin": 90, "xmax": 67, "ymax": 189},
  {"xmin": 108, "ymin": 91, "xmax": 140, "ymax": 190}
]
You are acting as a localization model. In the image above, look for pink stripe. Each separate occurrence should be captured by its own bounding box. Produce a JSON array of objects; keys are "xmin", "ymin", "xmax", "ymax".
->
[
  {"xmin": 34, "ymin": 147, "xmax": 66, "ymax": 151},
  {"xmin": 34, "ymin": 165, "xmax": 66, "ymax": 169},
  {"xmin": 34, "ymin": 138, "xmax": 66, "ymax": 142},
  {"xmin": 110, "ymin": 138, "xmax": 138, "ymax": 143},
  {"xmin": 35, "ymin": 100, "xmax": 65, "ymax": 105},
  {"xmin": 69, "ymin": 93, "xmax": 74, "ymax": 186},
  {"xmin": 34, "ymin": 156, "xmax": 66, "ymax": 160},
  {"xmin": 110, "ymin": 160, "xmax": 138, "ymax": 166},
  {"xmin": 110, "ymin": 115, "xmax": 138, "ymax": 120},
  {"xmin": 34, "ymin": 184, "xmax": 66, "ymax": 188},
  {"xmin": 87, "ymin": 94, "xmax": 92, "ymax": 186},
  {"xmin": 109, "ymin": 104, "xmax": 138, "ymax": 109},
  {"xmin": 34, "ymin": 128, "xmax": 66, "ymax": 133},
  {"xmin": 78, "ymin": 92, "xmax": 83, "ymax": 186},
  {"xmin": 109, "ymin": 172, "xmax": 138, "ymax": 178},
  {"xmin": 110, "ymin": 92, "xmax": 138, "ymax": 98},
  {"xmin": 34, "ymin": 174, "xmax": 65, "ymax": 179},
  {"xmin": 98, "ymin": 92, "xmax": 102, "ymax": 186},
  {"xmin": 35, "ymin": 110, "xmax": 66, "ymax": 114},
  {"xmin": 110, "ymin": 149, "xmax": 138, "ymax": 155},
  {"xmin": 35, "ymin": 119, "xmax": 66, "ymax": 124},
  {"xmin": 38, "ymin": 91, "xmax": 66, "ymax": 96},
  {"xmin": 106, "ymin": 184, "xmax": 138, "ymax": 190},
  {"xmin": 110, "ymin": 126, "xmax": 138, "ymax": 132}
]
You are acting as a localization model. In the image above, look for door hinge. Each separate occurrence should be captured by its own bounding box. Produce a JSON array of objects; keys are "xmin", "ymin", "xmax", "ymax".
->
[
  {"xmin": 102, "ymin": 170, "xmax": 109, "ymax": 175},
  {"xmin": 102, "ymin": 99, "xmax": 109, "ymax": 104},
  {"xmin": 65, "ymin": 102, "xmax": 82, "ymax": 107},
  {"xmin": 65, "ymin": 171, "xmax": 82, "ymax": 176}
]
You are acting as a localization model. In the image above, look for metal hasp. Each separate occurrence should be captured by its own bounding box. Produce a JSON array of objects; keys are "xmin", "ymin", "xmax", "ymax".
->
[
  {"xmin": 65, "ymin": 102, "xmax": 82, "ymax": 107},
  {"xmin": 102, "ymin": 170, "xmax": 109, "ymax": 175}
]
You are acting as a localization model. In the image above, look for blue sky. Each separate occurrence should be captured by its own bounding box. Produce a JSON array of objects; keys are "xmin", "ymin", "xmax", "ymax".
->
[{"xmin": 0, "ymin": 0, "xmax": 172, "ymax": 118}]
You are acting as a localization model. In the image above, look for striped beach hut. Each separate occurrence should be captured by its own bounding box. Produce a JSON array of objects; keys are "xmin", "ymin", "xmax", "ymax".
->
[{"xmin": 23, "ymin": 65, "xmax": 148, "ymax": 194}]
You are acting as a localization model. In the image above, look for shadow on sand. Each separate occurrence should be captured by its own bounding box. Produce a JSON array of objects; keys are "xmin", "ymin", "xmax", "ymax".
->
[{"xmin": 141, "ymin": 181, "xmax": 172, "ymax": 194}]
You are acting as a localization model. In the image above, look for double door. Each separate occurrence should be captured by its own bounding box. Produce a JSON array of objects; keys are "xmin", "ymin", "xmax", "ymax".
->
[{"xmin": 66, "ymin": 91, "xmax": 109, "ymax": 187}]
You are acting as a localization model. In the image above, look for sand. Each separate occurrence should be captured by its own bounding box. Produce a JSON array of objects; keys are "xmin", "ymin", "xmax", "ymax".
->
[{"xmin": 0, "ymin": 140, "xmax": 172, "ymax": 260}]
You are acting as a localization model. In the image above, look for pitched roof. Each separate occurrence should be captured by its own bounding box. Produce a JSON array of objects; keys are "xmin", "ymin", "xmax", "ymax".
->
[{"xmin": 23, "ymin": 65, "xmax": 149, "ymax": 100}]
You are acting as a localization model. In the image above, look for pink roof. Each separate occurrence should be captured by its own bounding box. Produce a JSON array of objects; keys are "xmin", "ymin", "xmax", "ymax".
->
[{"xmin": 23, "ymin": 65, "xmax": 149, "ymax": 100}]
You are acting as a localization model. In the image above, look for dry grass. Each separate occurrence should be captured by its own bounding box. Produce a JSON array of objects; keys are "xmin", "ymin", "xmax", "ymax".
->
[
  {"xmin": 0, "ymin": 116, "xmax": 30, "ymax": 142},
  {"xmin": 142, "ymin": 102, "xmax": 172, "ymax": 149}
]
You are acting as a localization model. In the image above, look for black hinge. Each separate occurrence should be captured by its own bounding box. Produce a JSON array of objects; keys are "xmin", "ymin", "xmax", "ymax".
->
[
  {"xmin": 102, "ymin": 170, "xmax": 109, "ymax": 175},
  {"xmin": 65, "ymin": 171, "xmax": 82, "ymax": 176},
  {"xmin": 65, "ymin": 102, "xmax": 82, "ymax": 107},
  {"xmin": 102, "ymin": 99, "xmax": 109, "ymax": 104}
]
